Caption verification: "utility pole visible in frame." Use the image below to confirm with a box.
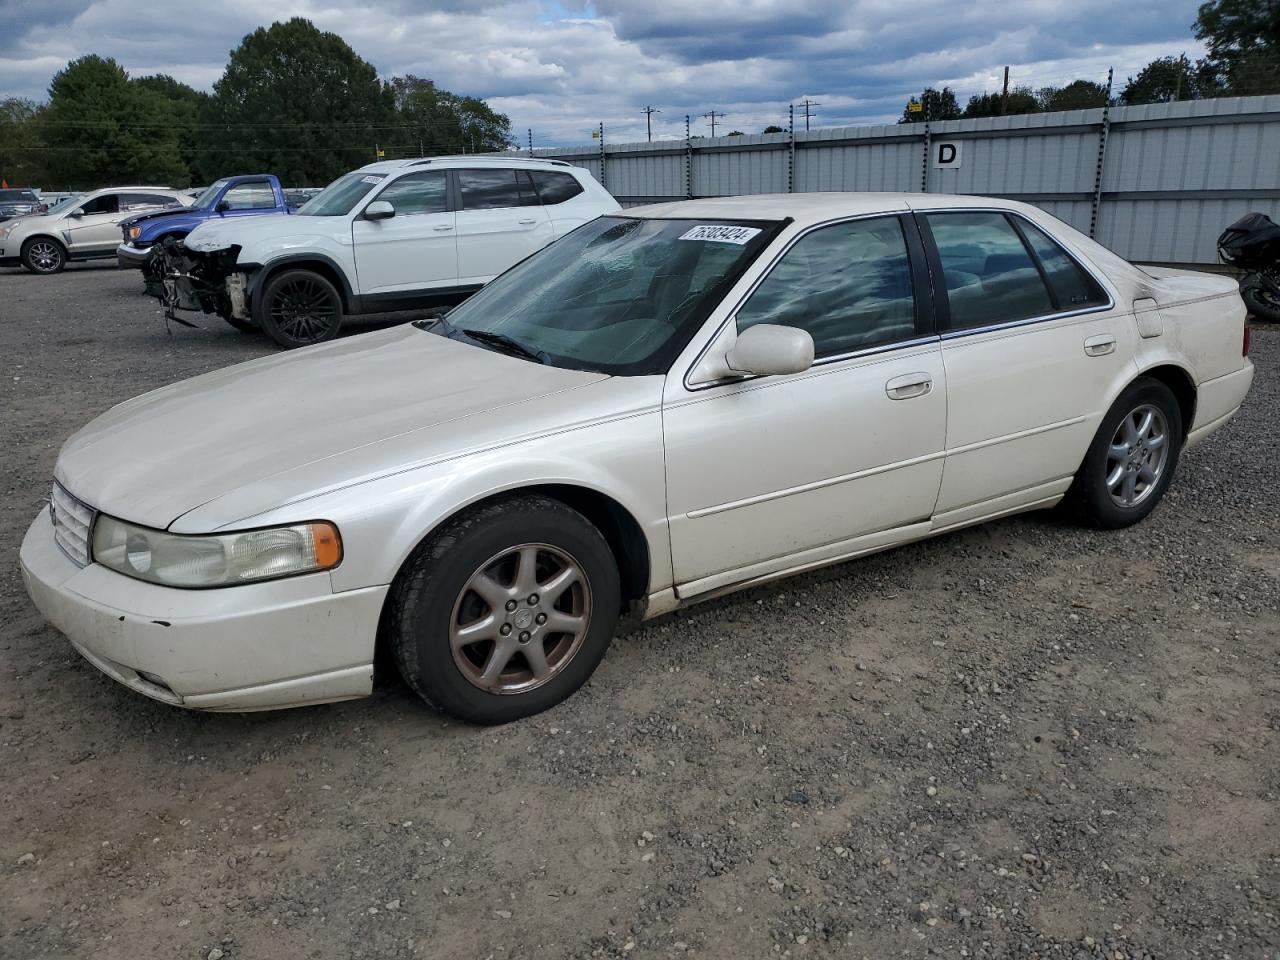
[1000,66,1010,115]
[642,105,660,142]
[702,110,725,137]
[797,98,820,131]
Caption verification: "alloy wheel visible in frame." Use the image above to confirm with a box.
[268,277,338,342]
[1105,403,1170,508]
[27,240,62,273]
[449,543,592,695]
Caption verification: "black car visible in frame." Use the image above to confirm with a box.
[0,189,45,222]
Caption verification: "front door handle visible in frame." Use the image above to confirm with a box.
[1084,334,1116,356]
[518,218,538,225]
[885,372,933,400]
[433,224,454,232]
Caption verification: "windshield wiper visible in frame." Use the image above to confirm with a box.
[459,328,549,364]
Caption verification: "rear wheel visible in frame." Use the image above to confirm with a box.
[1067,378,1182,529]
[388,496,621,724]
[1240,276,1280,322]
[21,237,66,274]
[256,269,343,348]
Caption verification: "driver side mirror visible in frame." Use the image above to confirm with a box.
[726,324,815,377]
[67,208,84,219]
[364,200,395,221]
[215,199,231,213]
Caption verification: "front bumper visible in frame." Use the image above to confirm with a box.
[19,510,386,711]
[0,251,19,267]
[116,242,149,269]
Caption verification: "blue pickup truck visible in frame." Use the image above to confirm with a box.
[117,174,295,273]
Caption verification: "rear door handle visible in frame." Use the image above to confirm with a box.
[885,373,933,400]
[433,224,454,232]
[1084,334,1116,356]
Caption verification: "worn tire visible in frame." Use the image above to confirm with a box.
[1240,277,1280,323]
[255,269,343,348]
[21,236,66,274]
[387,495,621,725]
[1066,377,1183,529]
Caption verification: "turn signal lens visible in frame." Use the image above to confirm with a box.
[311,521,342,569]
[129,226,141,239]
[1243,323,1251,357]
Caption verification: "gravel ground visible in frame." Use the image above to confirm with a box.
[1,262,1277,960]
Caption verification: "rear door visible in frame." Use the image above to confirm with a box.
[351,170,457,296]
[917,208,1134,523]
[454,168,554,285]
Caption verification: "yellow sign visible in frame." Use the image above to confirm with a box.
[376,148,386,158]
[590,130,601,139]
[908,100,923,114]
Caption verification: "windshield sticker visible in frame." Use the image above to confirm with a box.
[360,175,385,185]
[678,224,762,245]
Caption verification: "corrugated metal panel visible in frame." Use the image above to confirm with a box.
[525,94,1280,262]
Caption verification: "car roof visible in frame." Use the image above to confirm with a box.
[82,186,184,195]
[626,192,1029,227]
[356,156,578,175]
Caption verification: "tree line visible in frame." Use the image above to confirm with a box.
[0,18,513,190]
[899,0,1279,122]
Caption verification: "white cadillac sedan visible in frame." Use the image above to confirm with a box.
[20,194,1254,724]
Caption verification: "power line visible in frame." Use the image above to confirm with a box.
[702,110,725,137]
[796,98,820,131]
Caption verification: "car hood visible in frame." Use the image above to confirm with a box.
[184,212,310,254]
[2,211,57,235]
[55,325,610,530]
[122,206,205,229]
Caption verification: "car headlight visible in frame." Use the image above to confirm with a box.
[128,226,141,239]
[91,515,342,588]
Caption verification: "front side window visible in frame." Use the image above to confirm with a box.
[431,216,779,374]
[372,171,447,215]
[221,181,276,210]
[78,194,120,215]
[458,169,538,210]
[926,211,1055,329]
[735,216,917,357]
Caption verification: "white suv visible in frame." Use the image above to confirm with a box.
[165,157,620,347]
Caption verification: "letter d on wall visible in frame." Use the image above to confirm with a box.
[933,141,962,169]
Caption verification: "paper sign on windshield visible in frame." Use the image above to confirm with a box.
[678,225,762,245]
[361,175,385,185]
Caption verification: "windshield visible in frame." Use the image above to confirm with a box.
[297,171,385,216]
[192,179,229,209]
[430,216,781,375]
[44,195,84,216]
[0,190,37,202]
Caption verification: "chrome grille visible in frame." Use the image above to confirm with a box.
[50,482,94,567]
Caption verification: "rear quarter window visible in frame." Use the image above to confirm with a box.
[529,170,585,205]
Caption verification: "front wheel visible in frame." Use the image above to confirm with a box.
[255,269,343,348]
[21,237,66,274]
[1067,377,1183,529]
[387,496,621,724]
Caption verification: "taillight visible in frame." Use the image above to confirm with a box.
[1244,323,1251,357]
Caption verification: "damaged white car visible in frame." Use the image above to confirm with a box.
[21,193,1254,723]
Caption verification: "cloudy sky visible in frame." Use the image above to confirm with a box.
[0,0,1206,145]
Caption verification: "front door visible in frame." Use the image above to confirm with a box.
[64,193,127,255]
[663,214,947,592]
[916,209,1136,520]
[351,170,457,296]
[453,168,554,285]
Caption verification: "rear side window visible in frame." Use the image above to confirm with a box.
[529,170,585,205]
[1015,219,1110,310]
[926,212,1054,329]
[373,171,447,215]
[458,169,538,210]
[736,215,917,357]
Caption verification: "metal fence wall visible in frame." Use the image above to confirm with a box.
[532,95,1280,265]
